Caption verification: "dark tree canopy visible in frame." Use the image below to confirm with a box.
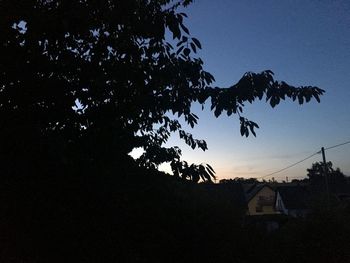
[0,0,324,182]
[307,162,347,185]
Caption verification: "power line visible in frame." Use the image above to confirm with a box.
[256,139,350,180]
[324,140,350,151]
[257,151,319,179]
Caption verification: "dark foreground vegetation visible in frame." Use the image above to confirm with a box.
[2,0,348,262]
[2,162,350,263]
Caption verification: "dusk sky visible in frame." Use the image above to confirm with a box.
[140,0,350,181]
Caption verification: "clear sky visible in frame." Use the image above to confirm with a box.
[155,0,350,181]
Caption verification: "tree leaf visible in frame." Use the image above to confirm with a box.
[190,42,196,53]
[192,37,202,49]
[183,47,190,56]
[180,23,189,34]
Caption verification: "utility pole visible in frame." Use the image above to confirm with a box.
[321,147,330,209]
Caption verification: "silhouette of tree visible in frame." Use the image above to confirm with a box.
[219,177,259,184]
[0,0,324,182]
[307,161,346,185]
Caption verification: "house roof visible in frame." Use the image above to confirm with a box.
[277,186,310,210]
[245,184,275,202]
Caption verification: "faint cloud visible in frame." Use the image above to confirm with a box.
[254,151,313,161]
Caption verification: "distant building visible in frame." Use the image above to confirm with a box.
[275,186,310,217]
[245,184,277,215]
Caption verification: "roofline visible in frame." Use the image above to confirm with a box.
[246,184,275,202]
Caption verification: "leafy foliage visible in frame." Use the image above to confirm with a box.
[0,0,324,181]
[307,161,347,185]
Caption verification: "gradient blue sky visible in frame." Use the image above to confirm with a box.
[150,0,350,181]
